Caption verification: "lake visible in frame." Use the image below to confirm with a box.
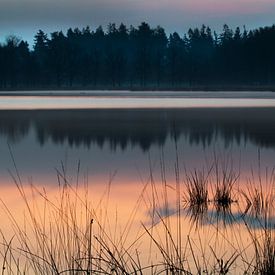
[1,92,275,274]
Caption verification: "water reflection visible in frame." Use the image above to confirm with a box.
[1,108,275,150]
[1,106,275,273]
[184,202,275,230]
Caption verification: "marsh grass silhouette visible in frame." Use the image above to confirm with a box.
[1,150,275,274]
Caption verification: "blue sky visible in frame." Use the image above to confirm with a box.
[1,0,275,46]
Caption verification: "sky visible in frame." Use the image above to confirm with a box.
[1,0,275,46]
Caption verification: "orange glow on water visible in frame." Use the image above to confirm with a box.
[0,169,274,273]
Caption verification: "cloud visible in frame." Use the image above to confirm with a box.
[1,0,275,26]
[1,0,275,43]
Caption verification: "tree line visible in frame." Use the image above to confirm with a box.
[1,22,275,90]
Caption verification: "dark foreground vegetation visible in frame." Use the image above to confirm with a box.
[1,152,275,274]
[1,22,275,90]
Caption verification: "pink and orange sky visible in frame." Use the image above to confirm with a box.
[1,0,275,44]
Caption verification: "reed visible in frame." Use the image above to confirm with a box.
[183,169,211,229]
[1,151,275,274]
[241,167,275,218]
[212,158,239,208]
[0,160,151,274]
[184,169,210,208]
[245,209,275,275]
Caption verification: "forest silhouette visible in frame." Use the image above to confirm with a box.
[1,22,275,90]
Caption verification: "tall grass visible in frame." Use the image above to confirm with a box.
[184,169,209,208]
[184,169,210,229]
[0,160,155,274]
[241,167,275,218]
[0,151,275,274]
[212,156,239,208]
[244,205,275,275]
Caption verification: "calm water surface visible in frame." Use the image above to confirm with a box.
[1,94,275,273]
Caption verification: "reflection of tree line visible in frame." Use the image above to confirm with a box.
[0,108,275,150]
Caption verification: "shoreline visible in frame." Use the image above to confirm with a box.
[1,90,275,99]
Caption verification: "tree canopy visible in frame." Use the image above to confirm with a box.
[1,22,275,90]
